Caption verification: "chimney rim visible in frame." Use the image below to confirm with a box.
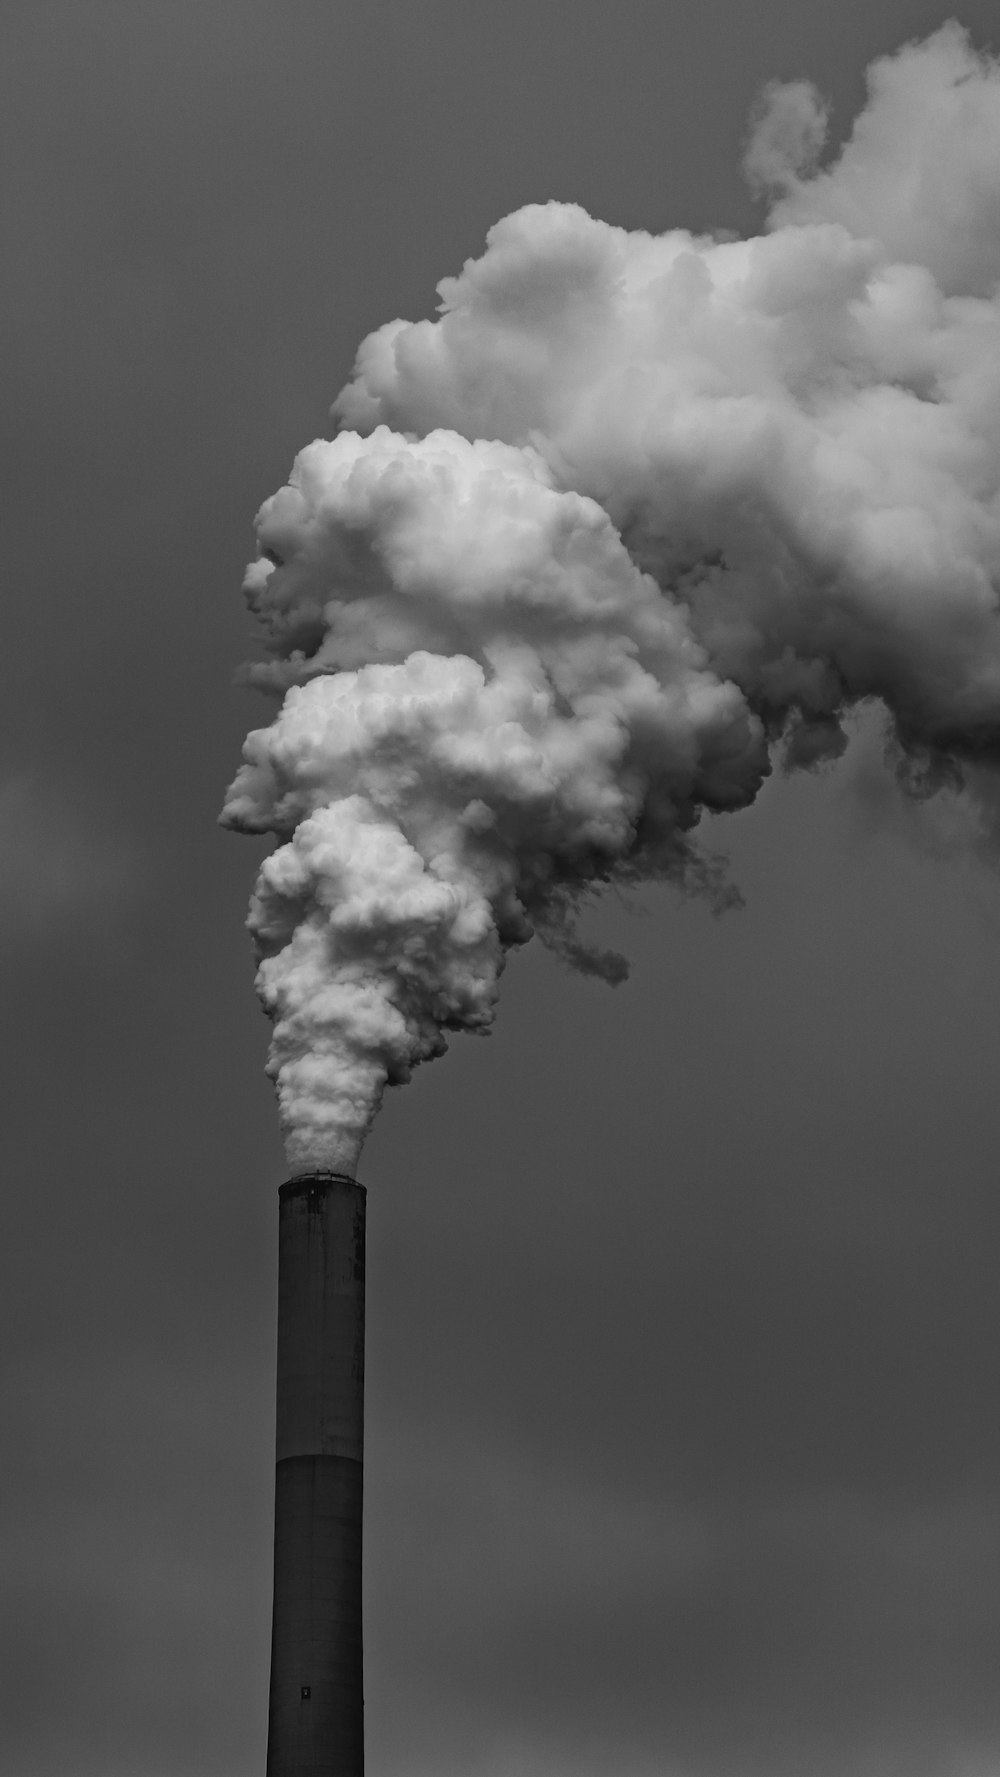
[279,1170,365,1201]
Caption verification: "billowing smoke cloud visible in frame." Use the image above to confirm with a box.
[223,24,1000,1176]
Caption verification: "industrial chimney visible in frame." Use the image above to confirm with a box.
[266,1172,366,1775]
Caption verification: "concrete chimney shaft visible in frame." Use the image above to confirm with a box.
[267,1173,365,1775]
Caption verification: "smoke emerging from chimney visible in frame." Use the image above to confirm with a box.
[223,25,1000,1175]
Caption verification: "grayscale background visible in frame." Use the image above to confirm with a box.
[3,3,999,1772]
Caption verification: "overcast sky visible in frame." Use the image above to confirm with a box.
[4,4,1000,1774]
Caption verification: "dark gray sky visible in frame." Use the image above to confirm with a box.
[4,3,1000,1773]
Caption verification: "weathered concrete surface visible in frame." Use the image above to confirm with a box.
[267,1174,365,1776]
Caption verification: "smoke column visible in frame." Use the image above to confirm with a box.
[223,24,1000,1178]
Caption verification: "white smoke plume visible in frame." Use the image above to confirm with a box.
[223,24,1000,1176]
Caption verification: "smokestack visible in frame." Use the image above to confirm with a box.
[267,1172,366,1776]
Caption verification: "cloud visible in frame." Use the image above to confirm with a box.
[743,78,830,198]
[754,23,1000,296]
[225,24,1000,1179]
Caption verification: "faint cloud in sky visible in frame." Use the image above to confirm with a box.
[0,774,143,946]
